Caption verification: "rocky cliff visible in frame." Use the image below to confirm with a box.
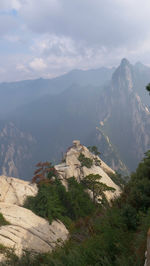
[0,59,150,178]
[0,203,68,258]
[55,140,121,201]
[0,175,69,262]
[0,122,36,179]
[95,58,150,172]
[0,141,121,261]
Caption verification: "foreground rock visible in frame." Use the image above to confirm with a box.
[0,175,38,206]
[55,140,120,201]
[0,140,120,260]
[0,203,69,257]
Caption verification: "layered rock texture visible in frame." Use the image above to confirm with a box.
[56,140,120,201]
[0,176,69,260]
[96,58,150,172]
[0,203,68,257]
[0,175,38,205]
[0,122,36,179]
[0,141,121,262]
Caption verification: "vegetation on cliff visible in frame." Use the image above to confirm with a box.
[78,153,93,168]
[4,150,150,266]
[82,174,115,204]
[24,177,96,226]
[0,213,10,226]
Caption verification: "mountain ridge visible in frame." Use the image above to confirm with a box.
[0,58,150,179]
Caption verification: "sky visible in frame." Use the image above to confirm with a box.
[1,0,150,82]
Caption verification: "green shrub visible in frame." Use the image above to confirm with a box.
[24,177,95,226]
[24,182,65,223]
[16,150,150,265]
[78,153,93,168]
[63,177,95,220]
[93,157,101,166]
[0,213,10,226]
[88,146,100,156]
[109,172,125,188]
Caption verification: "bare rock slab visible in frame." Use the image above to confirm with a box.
[56,140,121,200]
[0,203,69,257]
[0,175,38,206]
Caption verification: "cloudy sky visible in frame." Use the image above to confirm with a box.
[0,0,150,82]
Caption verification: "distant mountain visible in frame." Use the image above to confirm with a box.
[0,67,114,117]
[133,61,150,105]
[94,58,150,172]
[0,122,36,178]
[0,59,150,179]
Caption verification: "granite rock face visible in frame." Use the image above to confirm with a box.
[0,203,69,257]
[0,175,38,206]
[55,140,120,201]
[0,175,68,260]
[0,122,36,179]
[0,141,120,260]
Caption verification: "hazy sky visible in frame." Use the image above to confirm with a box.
[1,0,150,82]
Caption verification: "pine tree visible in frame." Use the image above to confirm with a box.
[82,174,115,204]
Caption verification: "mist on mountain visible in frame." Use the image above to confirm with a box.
[0,59,150,180]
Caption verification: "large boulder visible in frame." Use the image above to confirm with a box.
[0,176,68,260]
[0,141,120,261]
[0,175,38,206]
[55,140,120,200]
[0,203,69,257]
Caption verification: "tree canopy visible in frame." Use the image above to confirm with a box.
[82,174,115,203]
[88,146,100,156]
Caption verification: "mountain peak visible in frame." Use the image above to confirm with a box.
[120,58,130,67]
[112,58,133,92]
[135,61,143,67]
[134,61,149,71]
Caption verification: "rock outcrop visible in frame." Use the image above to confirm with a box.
[0,141,120,260]
[0,203,69,257]
[55,140,120,201]
[0,176,69,260]
[0,122,36,180]
[0,175,38,206]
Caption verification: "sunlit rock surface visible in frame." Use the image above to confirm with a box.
[0,175,38,206]
[56,140,120,201]
[0,203,69,257]
[0,141,120,259]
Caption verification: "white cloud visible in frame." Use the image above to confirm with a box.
[1,0,150,81]
[0,0,21,10]
[16,63,29,73]
[0,15,18,36]
[18,0,150,49]
[31,34,78,57]
[4,34,20,43]
[29,58,47,71]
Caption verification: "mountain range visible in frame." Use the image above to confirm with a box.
[0,58,150,180]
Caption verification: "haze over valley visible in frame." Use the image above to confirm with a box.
[2,1,150,265]
[0,58,149,179]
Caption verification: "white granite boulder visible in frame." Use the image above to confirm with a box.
[55,140,120,200]
[0,203,69,257]
[0,175,38,206]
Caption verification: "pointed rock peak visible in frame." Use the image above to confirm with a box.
[113,58,132,77]
[135,61,143,67]
[112,58,133,92]
[134,61,148,71]
[120,58,130,67]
